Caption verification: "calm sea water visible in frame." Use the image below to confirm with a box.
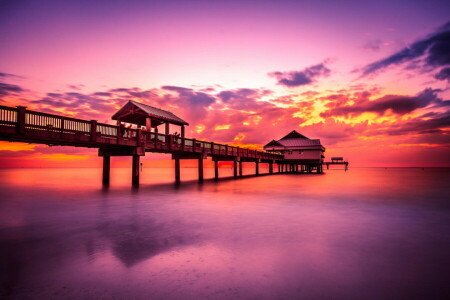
[0,167,449,300]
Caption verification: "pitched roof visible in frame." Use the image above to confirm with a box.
[263,130,325,150]
[264,140,283,147]
[280,130,309,140]
[129,101,188,125]
[277,138,322,147]
[112,100,189,126]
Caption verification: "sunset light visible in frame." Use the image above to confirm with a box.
[1,1,449,299]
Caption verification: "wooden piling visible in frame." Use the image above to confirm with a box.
[198,158,204,181]
[102,156,110,184]
[233,160,238,178]
[214,160,219,180]
[132,155,140,185]
[175,158,181,183]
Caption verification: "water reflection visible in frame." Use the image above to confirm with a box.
[0,168,449,299]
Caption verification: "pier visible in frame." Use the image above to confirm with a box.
[324,157,349,171]
[0,103,343,184]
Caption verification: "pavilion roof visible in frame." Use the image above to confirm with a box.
[263,130,325,150]
[112,100,189,127]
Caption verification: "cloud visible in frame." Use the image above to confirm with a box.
[161,85,216,119]
[363,39,383,51]
[0,82,23,97]
[67,84,84,90]
[383,110,450,136]
[360,21,450,77]
[322,88,444,117]
[435,67,450,81]
[268,63,331,87]
[0,72,25,80]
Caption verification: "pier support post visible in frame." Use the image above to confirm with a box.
[214,160,219,180]
[233,160,238,178]
[255,161,259,176]
[269,162,273,174]
[175,158,181,183]
[239,161,243,177]
[16,106,26,134]
[132,155,140,185]
[102,156,110,184]
[198,158,204,182]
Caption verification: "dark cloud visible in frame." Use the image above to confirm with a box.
[268,63,330,87]
[322,88,444,117]
[93,92,112,96]
[384,110,450,136]
[435,67,450,81]
[67,84,84,90]
[162,85,215,107]
[360,21,450,76]
[161,85,216,119]
[0,82,23,97]
[0,72,25,80]
[32,90,118,116]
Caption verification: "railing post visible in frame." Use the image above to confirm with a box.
[90,120,97,142]
[168,133,172,150]
[211,142,214,154]
[16,106,26,134]
[192,138,196,152]
[136,129,142,146]
[60,117,65,137]
[181,136,185,151]
[117,124,123,144]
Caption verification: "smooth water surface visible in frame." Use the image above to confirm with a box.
[1,167,449,299]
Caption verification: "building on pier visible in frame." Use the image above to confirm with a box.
[263,130,325,173]
[112,100,189,137]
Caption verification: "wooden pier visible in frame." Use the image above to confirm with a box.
[323,157,349,171]
[0,104,331,185]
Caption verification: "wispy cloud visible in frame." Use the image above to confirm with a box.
[360,21,450,77]
[322,88,445,117]
[268,63,331,87]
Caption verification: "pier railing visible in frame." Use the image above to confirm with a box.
[0,105,282,160]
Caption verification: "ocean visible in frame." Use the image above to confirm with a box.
[0,167,449,299]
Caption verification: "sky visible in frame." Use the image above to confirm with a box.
[1,0,449,167]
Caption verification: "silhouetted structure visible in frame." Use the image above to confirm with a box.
[0,103,347,183]
[263,130,325,173]
[112,100,189,137]
[0,103,282,185]
[324,157,349,171]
